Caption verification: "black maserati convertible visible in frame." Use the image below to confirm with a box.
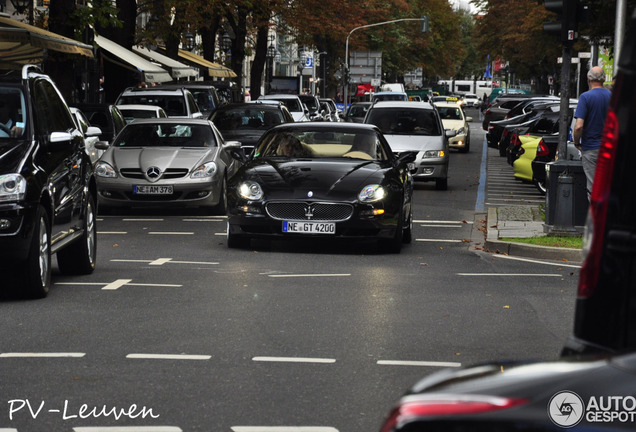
[226,123,416,252]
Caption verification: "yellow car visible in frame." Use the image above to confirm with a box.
[434,102,472,153]
[513,135,542,182]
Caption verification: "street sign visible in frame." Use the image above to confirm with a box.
[305,57,313,68]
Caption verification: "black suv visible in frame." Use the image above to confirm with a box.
[0,65,97,298]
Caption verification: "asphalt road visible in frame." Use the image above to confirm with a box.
[0,110,580,432]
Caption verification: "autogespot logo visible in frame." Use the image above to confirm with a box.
[548,391,585,427]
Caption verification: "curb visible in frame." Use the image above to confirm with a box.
[483,208,583,263]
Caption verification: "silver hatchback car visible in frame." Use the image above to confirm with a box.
[94,118,240,213]
[364,101,454,190]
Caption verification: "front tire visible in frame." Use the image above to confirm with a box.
[23,205,51,298]
[379,211,404,253]
[227,222,249,248]
[435,177,448,191]
[57,195,97,275]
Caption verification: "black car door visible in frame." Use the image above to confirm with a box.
[31,78,86,246]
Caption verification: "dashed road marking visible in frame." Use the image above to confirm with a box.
[415,239,463,243]
[491,253,581,268]
[252,357,336,364]
[74,427,183,432]
[55,280,182,290]
[377,360,461,367]
[232,428,338,432]
[126,354,211,360]
[457,273,562,277]
[0,352,85,358]
[110,258,219,266]
[148,232,195,235]
[267,274,351,278]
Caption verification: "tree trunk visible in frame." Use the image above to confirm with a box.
[250,25,268,100]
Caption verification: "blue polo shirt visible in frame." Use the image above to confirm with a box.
[574,87,612,151]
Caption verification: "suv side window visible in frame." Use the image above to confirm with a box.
[186,91,199,116]
[32,79,75,135]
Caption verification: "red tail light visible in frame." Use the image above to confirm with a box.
[536,139,549,157]
[578,108,619,298]
[485,109,492,115]
[380,395,528,432]
[502,129,509,139]
[511,133,521,147]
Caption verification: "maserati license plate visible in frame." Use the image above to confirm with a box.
[282,221,335,234]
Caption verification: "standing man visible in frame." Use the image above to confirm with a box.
[573,66,612,199]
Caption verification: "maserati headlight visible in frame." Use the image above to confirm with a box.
[359,184,386,203]
[238,181,264,200]
[0,174,26,202]
[95,162,117,178]
[191,161,218,179]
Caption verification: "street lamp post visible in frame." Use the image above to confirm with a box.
[343,17,428,108]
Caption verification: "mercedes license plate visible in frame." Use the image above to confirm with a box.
[133,185,173,195]
[282,221,335,234]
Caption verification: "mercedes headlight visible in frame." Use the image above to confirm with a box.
[95,162,117,178]
[0,174,26,202]
[191,161,218,179]
[238,181,264,200]
[359,184,386,203]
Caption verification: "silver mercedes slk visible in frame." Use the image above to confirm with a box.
[94,118,240,214]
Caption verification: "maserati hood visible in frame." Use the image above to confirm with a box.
[245,159,386,199]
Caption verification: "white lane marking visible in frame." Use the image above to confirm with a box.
[0,352,85,358]
[122,218,164,222]
[183,218,226,222]
[457,273,562,277]
[0,429,18,432]
[214,232,227,236]
[230,426,338,432]
[267,274,350,278]
[148,232,195,235]
[97,231,128,234]
[415,239,463,243]
[419,224,463,228]
[103,279,133,290]
[55,280,182,290]
[111,259,219,266]
[126,354,211,360]
[415,220,473,224]
[74,427,182,432]
[491,253,582,268]
[232,428,338,432]
[377,360,461,367]
[252,357,336,364]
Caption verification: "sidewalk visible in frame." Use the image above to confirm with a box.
[482,205,583,262]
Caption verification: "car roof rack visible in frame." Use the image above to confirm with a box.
[22,64,43,80]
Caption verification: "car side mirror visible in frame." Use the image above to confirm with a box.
[86,126,102,137]
[94,141,110,150]
[395,151,417,166]
[465,117,473,122]
[224,140,242,149]
[445,129,457,138]
[229,147,248,164]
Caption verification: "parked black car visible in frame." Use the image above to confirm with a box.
[160,82,223,117]
[209,101,294,155]
[378,8,636,431]
[486,98,559,148]
[0,65,97,298]
[481,93,539,131]
[75,102,126,145]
